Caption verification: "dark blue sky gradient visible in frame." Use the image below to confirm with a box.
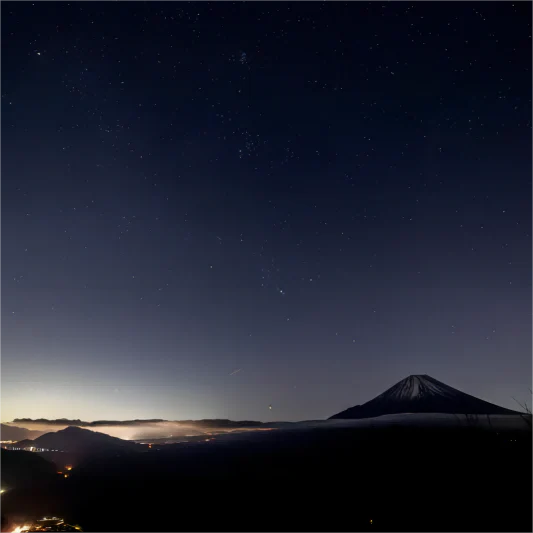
[1,1,531,421]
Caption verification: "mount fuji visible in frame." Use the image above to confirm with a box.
[329,374,524,419]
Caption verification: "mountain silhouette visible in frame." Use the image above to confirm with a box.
[329,374,524,419]
[16,425,139,454]
[11,417,264,427]
[1,423,44,441]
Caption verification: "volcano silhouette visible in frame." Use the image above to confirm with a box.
[329,374,523,419]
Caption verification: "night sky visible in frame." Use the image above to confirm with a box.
[2,2,531,423]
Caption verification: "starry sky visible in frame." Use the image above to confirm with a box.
[1,2,531,423]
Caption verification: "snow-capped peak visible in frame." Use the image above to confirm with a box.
[329,374,523,420]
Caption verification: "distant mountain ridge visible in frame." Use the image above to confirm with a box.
[1,423,44,441]
[11,418,265,427]
[12,418,165,426]
[330,374,525,420]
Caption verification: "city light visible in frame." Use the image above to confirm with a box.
[9,517,81,532]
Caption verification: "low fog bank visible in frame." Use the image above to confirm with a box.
[4,420,277,440]
[6,412,531,442]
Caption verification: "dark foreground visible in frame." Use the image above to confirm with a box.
[2,424,531,532]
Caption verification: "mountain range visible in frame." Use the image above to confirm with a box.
[11,418,264,428]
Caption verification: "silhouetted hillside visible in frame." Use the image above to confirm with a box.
[2,423,531,532]
[1,450,57,489]
[27,426,140,454]
[12,439,37,448]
